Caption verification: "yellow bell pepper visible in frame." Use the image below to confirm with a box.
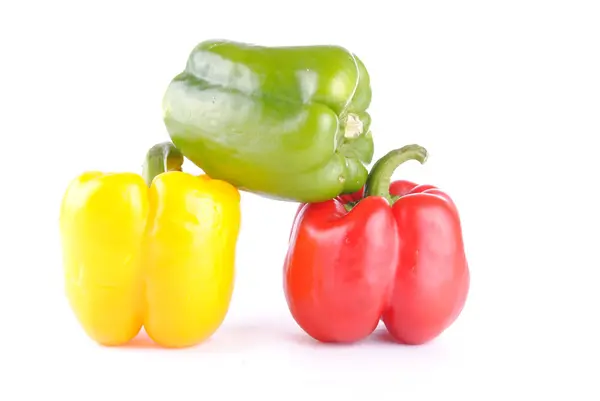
[59,143,241,348]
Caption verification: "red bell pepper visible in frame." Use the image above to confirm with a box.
[283,144,470,345]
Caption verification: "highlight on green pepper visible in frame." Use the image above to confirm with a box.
[158,39,374,203]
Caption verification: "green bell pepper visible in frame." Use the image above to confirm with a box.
[160,39,374,203]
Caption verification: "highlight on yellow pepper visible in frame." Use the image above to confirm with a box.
[59,143,241,348]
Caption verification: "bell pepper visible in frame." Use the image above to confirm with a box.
[160,39,374,203]
[59,142,241,348]
[283,144,470,345]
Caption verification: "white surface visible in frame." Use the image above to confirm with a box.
[1,0,599,399]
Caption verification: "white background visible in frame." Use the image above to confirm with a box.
[1,0,599,399]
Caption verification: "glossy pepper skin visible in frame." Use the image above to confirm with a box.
[59,143,241,348]
[161,39,374,203]
[283,145,470,345]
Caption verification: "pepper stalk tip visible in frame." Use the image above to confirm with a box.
[343,113,364,139]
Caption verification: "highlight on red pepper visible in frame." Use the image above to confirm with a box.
[283,144,470,345]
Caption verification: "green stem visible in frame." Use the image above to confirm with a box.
[142,142,184,186]
[363,144,429,204]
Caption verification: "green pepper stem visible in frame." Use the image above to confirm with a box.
[142,142,185,186]
[363,144,428,204]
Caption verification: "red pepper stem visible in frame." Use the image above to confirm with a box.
[142,141,185,186]
[363,144,429,204]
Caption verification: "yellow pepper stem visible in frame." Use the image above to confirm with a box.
[142,142,184,186]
